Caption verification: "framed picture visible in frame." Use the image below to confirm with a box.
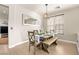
[22,13,37,25]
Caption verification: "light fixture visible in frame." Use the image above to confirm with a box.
[44,4,48,18]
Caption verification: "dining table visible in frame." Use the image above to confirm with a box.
[35,33,54,53]
[35,33,54,43]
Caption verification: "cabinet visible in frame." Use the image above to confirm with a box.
[1,33,8,38]
[0,33,8,38]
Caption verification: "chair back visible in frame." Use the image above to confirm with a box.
[33,30,38,35]
[28,31,35,45]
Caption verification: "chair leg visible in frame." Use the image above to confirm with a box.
[29,43,30,52]
[34,44,36,55]
[34,45,36,55]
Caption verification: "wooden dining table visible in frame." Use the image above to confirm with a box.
[35,34,54,53]
[35,34,53,42]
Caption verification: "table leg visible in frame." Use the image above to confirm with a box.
[53,40,57,45]
[42,43,49,53]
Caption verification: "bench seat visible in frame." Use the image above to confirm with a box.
[41,37,58,53]
[43,37,58,46]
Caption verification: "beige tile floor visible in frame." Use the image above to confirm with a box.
[0,41,78,55]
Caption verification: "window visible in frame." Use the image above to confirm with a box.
[47,17,55,32]
[47,16,64,34]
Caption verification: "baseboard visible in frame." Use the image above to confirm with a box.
[9,39,77,48]
[9,40,28,48]
[58,39,77,44]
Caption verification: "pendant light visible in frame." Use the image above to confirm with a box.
[44,4,48,18]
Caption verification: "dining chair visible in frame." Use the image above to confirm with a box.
[33,30,38,35]
[28,31,36,54]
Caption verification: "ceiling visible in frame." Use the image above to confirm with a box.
[0,4,79,20]
[19,4,79,16]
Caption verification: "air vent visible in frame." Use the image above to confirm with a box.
[55,6,61,9]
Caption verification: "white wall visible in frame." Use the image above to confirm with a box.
[7,4,41,48]
[49,7,79,42]
[0,18,8,26]
[63,7,79,42]
[0,6,8,26]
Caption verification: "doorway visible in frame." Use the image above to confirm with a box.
[0,4,9,44]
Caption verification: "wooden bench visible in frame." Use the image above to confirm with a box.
[42,37,58,53]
